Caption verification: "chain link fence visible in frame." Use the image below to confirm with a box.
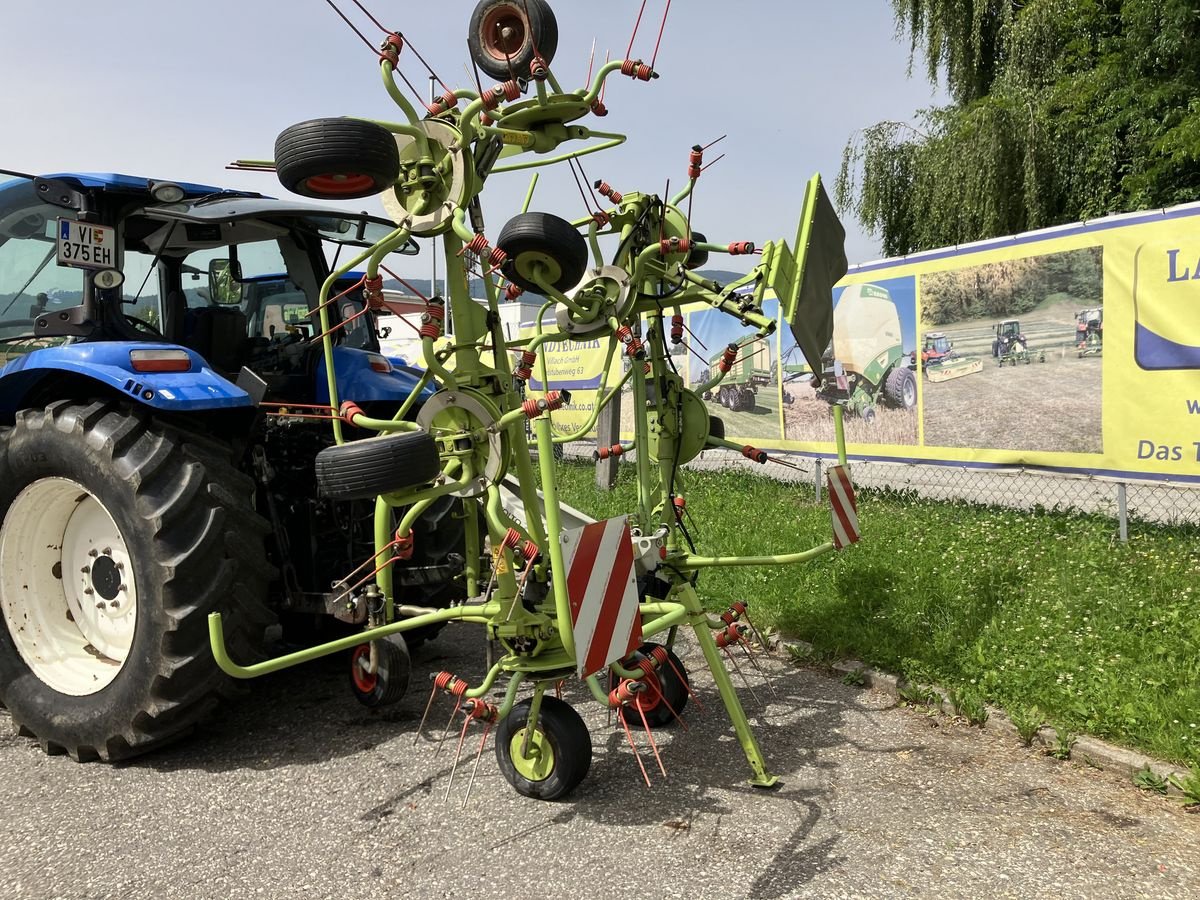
[562,443,1200,536]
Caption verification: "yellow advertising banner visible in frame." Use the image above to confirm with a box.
[540,202,1200,482]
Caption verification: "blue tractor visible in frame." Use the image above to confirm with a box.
[0,169,465,760]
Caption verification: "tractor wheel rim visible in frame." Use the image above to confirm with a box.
[903,378,916,407]
[510,726,554,781]
[0,478,137,695]
[303,173,377,196]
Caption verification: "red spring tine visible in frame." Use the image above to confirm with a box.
[636,703,668,778]
[461,718,494,808]
[434,696,464,757]
[414,682,441,746]
[618,706,652,788]
[444,712,475,802]
[722,645,762,707]
[739,640,779,700]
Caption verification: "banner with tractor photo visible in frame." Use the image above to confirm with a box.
[775,201,1200,482]
[551,202,1200,483]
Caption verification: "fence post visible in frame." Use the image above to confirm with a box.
[1116,482,1129,542]
[814,457,823,502]
[595,387,621,491]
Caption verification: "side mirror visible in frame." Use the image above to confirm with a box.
[208,258,243,305]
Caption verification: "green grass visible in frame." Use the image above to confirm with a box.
[551,460,1200,764]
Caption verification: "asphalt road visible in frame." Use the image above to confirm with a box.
[2,626,1198,900]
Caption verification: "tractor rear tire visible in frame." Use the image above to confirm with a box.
[496,212,588,294]
[315,431,441,500]
[274,118,401,200]
[884,366,917,410]
[468,0,559,81]
[0,401,273,761]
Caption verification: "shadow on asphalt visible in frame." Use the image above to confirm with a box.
[131,625,928,899]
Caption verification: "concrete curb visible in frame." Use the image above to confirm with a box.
[778,639,1193,801]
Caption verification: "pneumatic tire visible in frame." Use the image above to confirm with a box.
[274,118,401,200]
[496,212,588,294]
[884,366,917,410]
[314,431,441,500]
[495,695,591,800]
[468,0,559,81]
[0,401,273,761]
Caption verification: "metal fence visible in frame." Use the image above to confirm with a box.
[563,444,1200,537]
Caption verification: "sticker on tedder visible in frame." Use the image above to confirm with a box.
[828,464,860,549]
[562,516,643,678]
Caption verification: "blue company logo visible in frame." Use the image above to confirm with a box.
[1134,241,1200,370]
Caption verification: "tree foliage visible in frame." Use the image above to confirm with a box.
[838,0,1200,256]
[921,247,1102,325]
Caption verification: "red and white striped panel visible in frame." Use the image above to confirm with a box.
[827,464,860,550]
[562,516,643,678]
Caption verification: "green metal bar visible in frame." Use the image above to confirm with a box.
[670,178,697,207]
[209,601,501,679]
[834,403,848,466]
[491,134,627,174]
[317,243,385,444]
[463,496,480,598]
[679,542,835,570]
[630,348,656,530]
[676,582,777,787]
[533,413,576,663]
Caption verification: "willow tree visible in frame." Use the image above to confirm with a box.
[838,0,1200,256]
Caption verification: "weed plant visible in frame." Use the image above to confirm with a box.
[1008,706,1044,747]
[552,460,1200,763]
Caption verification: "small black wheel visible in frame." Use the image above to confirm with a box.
[708,414,725,440]
[623,643,689,729]
[686,231,709,270]
[496,212,588,294]
[862,406,877,423]
[315,431,441,500]
[274,118,401,200]
[349,634,410,708]
[468,0,559,81]
[495,695,591,800]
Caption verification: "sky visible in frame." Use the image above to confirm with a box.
[0,1,946,276]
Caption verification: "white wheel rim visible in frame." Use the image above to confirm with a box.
[0,478,138,695]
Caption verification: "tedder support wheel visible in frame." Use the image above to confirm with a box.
[884,366,917,410]
[274,118,401,200]
[708,414,725,440]
[468,0,559,81]
[686,231,710,270]
[495,695,591,800]
[314,431,441,500]
[0,401,273,761]
[496,211,588,294]
[349,635,410,708]
[623,643,689,729]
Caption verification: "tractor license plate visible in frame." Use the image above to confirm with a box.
[56,218,116,269]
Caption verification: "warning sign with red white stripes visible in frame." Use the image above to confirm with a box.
[827,464,860,550]
[561,516,643,678]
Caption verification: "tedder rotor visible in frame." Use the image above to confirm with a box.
[210,0,860,800]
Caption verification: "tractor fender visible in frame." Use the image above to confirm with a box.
[313,346,436,405]
[0,343,252,418]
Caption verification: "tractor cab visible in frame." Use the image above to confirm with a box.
[0,171,424,411]
[922,331,954,362]
[995,320,1022,341]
